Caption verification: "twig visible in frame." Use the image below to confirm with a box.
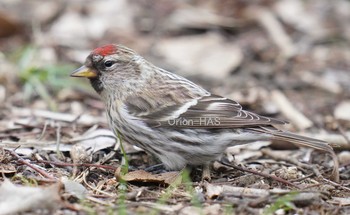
[25,176,57,183]
[125,201,179,213]
[85,196,113,206]
[220,159,301,189]
[0,130,42,139]
[300,71,342,94]
[6,149,56,180]
[49,154,73,172]
[1,134,116,148]
[248,196,270,208]
[14,121,43,129]
[322,178,350,192]
[82,171,116,198]
[261,148,323,178]
[246,6,296,59]
[71,113,83,124]
[55,123,63,159]
[289,173,315,182]
[263,149,332,183]
[271,90,313,130]
[37,121,49,141]
[337,124,350,145]
[12,107,106,126]
[36,159,118,171]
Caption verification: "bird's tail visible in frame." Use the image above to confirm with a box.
[249,127,339,182]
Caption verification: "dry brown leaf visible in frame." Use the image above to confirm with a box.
[0,13,20,37]
[117,169,180,186]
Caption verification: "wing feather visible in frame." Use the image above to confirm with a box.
[125,94,286,128]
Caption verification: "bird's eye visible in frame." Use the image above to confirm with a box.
[104,60,114,68]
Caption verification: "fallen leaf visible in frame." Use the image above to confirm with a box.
[61,177,87,200]
[0,13,20,37]
[118,170,180,186]
[0,179,61,215]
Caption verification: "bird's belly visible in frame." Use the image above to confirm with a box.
[114,123,237,169]
[108,112,269,170]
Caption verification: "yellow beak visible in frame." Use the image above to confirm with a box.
[70,65,98,78]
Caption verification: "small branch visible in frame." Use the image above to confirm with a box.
[220,159,301,189]
[322,178,350,192]
[289,173,314,182]
[6,149,56,180]
[1,134,116,148]
[246,6,296,59]
[11,107,106,126]
[37,121,49,141]
[337,124,350,145]
[261,148,323,178]
[271,90,313,130]
[36,159,118,171]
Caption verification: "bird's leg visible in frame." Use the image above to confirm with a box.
[201,163,211,181]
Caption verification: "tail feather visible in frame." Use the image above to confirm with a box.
[249,127,339,182]
[272,131,332,152]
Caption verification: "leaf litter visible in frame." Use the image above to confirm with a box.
[0,0,350,214]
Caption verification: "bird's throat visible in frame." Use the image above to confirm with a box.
[89,78,103,94]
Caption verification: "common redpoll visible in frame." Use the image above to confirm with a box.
[71,44,339,181]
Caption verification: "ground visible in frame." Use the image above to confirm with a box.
[0,0,350,214]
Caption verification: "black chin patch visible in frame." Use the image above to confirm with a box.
[89,78,103,94]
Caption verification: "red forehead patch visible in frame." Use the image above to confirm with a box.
[92,44,117,56]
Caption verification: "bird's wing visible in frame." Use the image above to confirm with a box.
[124,93,339,182]
[124,94,287,128]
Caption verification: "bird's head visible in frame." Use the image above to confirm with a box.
[71,44,150,98]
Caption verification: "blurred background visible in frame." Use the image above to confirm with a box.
[1,1,350,214]
[1,0,350,134]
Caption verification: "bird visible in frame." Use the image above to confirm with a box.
[71,44,339,181]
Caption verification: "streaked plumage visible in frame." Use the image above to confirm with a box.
[71,44,339,181]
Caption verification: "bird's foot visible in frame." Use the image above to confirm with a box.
[144,163,167,174]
